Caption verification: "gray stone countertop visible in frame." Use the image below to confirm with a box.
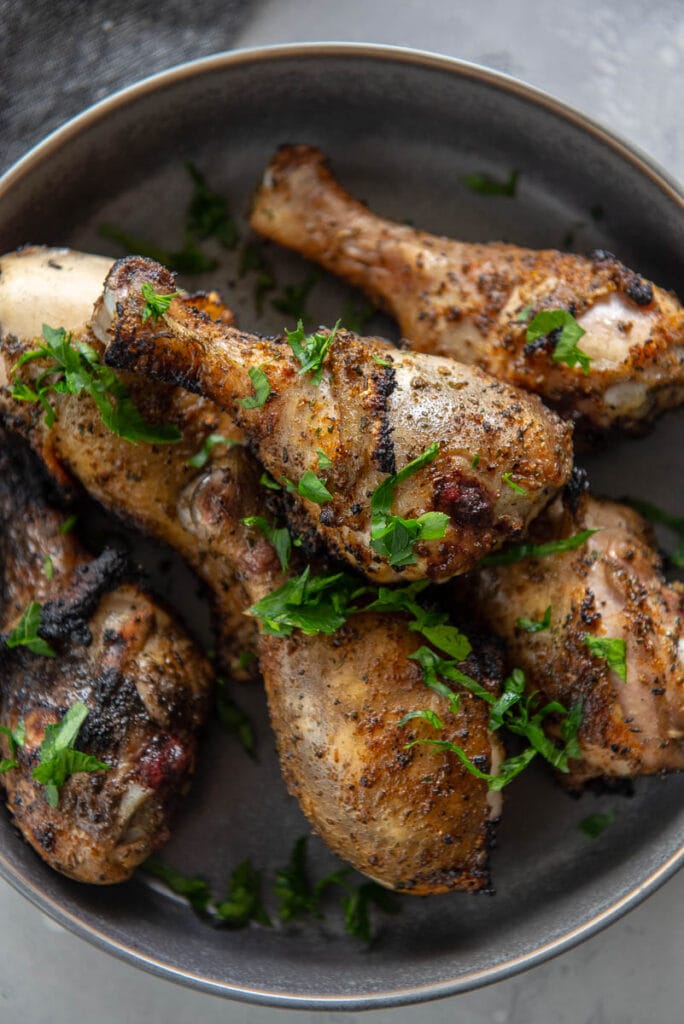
[1,1,683,1021]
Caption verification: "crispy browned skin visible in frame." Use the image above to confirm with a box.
[0,432,213,883]
[468,490,684,785]
[97,256,574,585]
[184,443,505,893]
[250,145,684,437]
[0,247,252,674]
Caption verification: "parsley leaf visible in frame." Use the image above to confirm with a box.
[216,678,257,758]
[371,353,393,368]
[516,605,552,633]
[98,223,218,275]
[579,811,616,838]
[297,470,332,504]
[185,161,239,249]
[242,515,292,572]
[0,721,25,758]
[0,759,18,775]
[471,453,481,468]
[9,325,181,445]
[275,836,352,924]
[143,857,212,913]
[214,859,272,927]
[238,366,272,409]
[370,443,448,567]
[525,309,592,375]
[186,433,237,469]
[32,702,109,806]
[397,708,445,730]
[317,448,333,470]
[140,282,180,323]
[259,471,282,491]
[515,304,534,323]
[463,169,519,196]
[60,514,78,534]
[43,555,54,580]
[583,635,627,682]
[247,567,366,638]
[4,601,56,657]
[481,529,598,566]
[272,271,320,321]
[342,882,399,942]
[285,319,341,385]
[501,472,527,495]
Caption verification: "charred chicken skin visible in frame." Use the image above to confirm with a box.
[468,488,684,785]
[184,444,505,894]
[95,255,574,585]
[0,432,213,883]
[0,247,251,674]
[250,145,684,437]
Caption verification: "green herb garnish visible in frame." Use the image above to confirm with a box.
[275,836,350,923]
[0,721,25,775]
[144,857,212,913]
[397,708,445,730]
[317,449,333,470]
[186,433,237,469]
[238,366,272,409]
[515,304,534,323]
[32,702,109,806]
[272,271,320,322]
[501,471,527,495]
[9,325,181,444]
[285,318,341,385]
[371,353,393,368]
[625,499,684,567]
[583,635,627,682]
[463,169,519,196]
[140,282,181,323]
[370,443,449,567]
[4,601,56,657]
[471,453,481,468]
[579,811,616,838]
[242,515,292,572]
[516,605,552,633]
[341,299,376,334]
[42,556,54,580]
[216,678,257,758]
[213,860,272,927]
[59,514,78,534]
[297,470,333,504]
[259,471,282,491]
[342,882,399,942]
[525,309,592,375]
[481,529,598,566]
[247,567,366,638]
[98,223,217,275]
[185,161,239,249]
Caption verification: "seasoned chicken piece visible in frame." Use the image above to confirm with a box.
[0,432,213,883]
[250,145,684,437]
[96,256,574,585]
[184,444,505,893]
[468,487,684,785]
[0,247,252,674]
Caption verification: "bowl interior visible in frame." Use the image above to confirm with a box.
[0,46,682,1009]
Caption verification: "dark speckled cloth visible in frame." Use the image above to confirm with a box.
[0,0,252,173]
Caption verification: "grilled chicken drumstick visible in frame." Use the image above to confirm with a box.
[0,247,251,675]
[0,431,213,883]
[184,444,505,894]
[96,255,574,585]
[468,487,684,785]
[250,145,684,437]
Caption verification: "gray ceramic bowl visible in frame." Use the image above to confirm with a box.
[0,44,683,1010]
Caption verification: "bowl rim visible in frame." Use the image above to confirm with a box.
[1,41,683,1010]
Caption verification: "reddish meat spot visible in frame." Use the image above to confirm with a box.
[436,477,493,527]
[138,734,191,790]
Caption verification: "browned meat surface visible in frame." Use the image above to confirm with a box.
[250,145,684,437]
[468,490,684,785]
[0,247,252,674]
[183,444,505,893]
[96,255,574,585]
[0,432,213,883]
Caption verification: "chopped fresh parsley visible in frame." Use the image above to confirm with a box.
[185,161,239,250]
[259,471,282,491]
[32,702,109,807]
[144,857,212,913]
[463,169,519,196]
[398,708,445,730]
[501,471,527,495]
[625,498,684,567]
[370,443,449,567]
[481,529,598,566]
[516,605,552,633]
[98,223,217,275]
[272,271,320,321]
[583,635,627,682]
[579,811,616,838]
[371,353,393,368]
[247,567,367,638]
[59,514,78,534]
[275,836,350,923]
[9,324,181,444]
[285,319,341,385]
[0,721,25,775]
[342,882,399,942]
[297,470,332,504]
[140,282,181,323]
[515,304,534,323]
[186,433,237,469]
[213,860,272,927]
[317,448,333,470]
[525,309,592,375]
[216,678,257,758]
[4,601,56,657]
[471,453,481,468]
[242,515,292,572]
[238,366,272,409]
[42,555,54,580]
[341,299,376,334]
